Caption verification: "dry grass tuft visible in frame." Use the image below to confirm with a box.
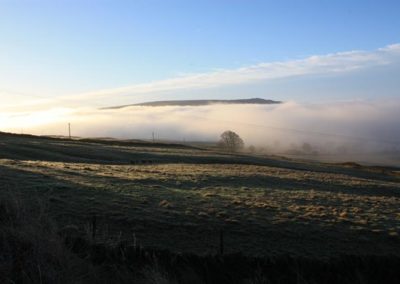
[159,199,174,208]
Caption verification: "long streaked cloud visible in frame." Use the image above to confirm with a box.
[59,43,400,105]
[2,43,400,110]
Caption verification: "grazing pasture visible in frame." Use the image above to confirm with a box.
[1,132,399,259]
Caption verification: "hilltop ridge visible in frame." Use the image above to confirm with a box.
[103,98,281,109]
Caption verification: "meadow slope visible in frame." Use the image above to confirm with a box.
[1,132,399,258]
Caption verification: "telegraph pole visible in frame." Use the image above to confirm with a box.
[68,123,71,139]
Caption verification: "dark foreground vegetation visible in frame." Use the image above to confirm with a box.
[1,193,400,284]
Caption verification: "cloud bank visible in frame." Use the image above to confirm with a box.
[2,100,400,165]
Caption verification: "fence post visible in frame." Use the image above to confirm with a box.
[92,215,97,241]
[219,230,224,256]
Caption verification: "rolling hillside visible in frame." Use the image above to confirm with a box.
[1,131,399,256]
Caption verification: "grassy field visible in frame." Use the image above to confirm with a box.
[1,131,400,260]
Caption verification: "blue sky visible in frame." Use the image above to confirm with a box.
[1,0,400,106]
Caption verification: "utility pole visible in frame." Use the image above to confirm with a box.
[68,123,71,139]
[152,131,155,143]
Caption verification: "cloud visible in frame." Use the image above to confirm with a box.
[55,43,400,107]
[4,43,398,111]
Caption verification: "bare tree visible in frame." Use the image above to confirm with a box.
[218,130,244,152]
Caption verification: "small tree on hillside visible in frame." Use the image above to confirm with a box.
[218,130,244,152]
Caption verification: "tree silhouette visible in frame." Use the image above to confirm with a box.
[218,130,244,152]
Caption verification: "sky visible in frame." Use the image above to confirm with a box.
[1,0,400,107]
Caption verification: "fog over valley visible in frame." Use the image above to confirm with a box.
[2,99,399,165]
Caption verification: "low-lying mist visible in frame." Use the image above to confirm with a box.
[2,100,400,166]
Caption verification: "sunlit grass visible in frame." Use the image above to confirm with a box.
[2,152,399,257]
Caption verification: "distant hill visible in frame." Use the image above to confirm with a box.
[103,98,281,109]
